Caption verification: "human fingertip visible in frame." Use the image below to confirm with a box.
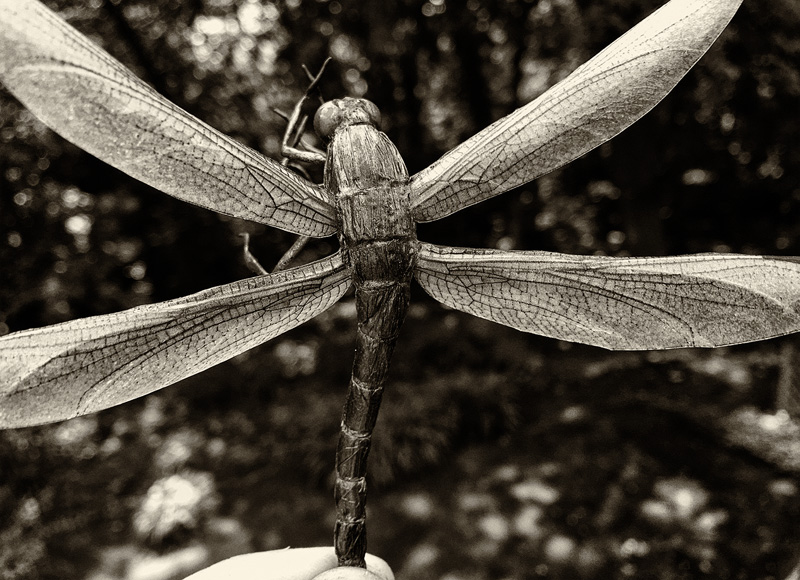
[311,566,387,580]
[365,554,394,580]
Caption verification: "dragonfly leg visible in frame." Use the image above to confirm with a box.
[273,235,311,272]
[240,233,269,276]
[275,109,327,165]
[251,59,329,272]
[280,58,331,165]
[241,232,310,274]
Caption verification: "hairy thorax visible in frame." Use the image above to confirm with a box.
[323,119,417,285]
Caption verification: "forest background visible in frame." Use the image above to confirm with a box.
[1,0,800,579]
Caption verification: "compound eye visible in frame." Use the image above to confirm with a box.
[314,101,341,139]
[362,99,381,128]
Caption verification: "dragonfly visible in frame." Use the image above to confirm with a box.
[1,0,797,569]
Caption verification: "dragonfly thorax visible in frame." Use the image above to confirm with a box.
[314,97,381,139]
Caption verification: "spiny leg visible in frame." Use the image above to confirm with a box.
[243,59,331,274]
[273,234,312,272]
[240,233,268,276]
[280,57,331,164]
[273,107,325,174]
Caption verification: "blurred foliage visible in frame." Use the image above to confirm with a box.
[1,0,800,578]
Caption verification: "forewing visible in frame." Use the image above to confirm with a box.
[0,253,351,428]
[409,0,742,222]
[0,0,336,237]
[416,243,800,350]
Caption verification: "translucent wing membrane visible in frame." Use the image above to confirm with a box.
[0,254,351,428]
[416,243,800,350]
[409,0,743,222]
[0,0,336,237]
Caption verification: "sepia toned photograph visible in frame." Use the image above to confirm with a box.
[1,0,798,578]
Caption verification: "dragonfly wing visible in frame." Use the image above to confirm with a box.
[415,243,800,350]
[0,0,336,237]
[409,0,742,222]
[0,253,351,428]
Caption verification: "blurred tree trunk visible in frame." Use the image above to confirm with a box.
[777,339,800,419]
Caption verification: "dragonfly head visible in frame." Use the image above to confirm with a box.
[314,97,381,139]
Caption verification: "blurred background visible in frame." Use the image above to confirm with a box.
[1,0,800,578]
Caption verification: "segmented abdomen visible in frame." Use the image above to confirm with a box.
[334,239,415,567]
